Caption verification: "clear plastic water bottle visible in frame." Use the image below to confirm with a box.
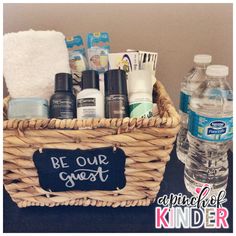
[185,65,233,196]
[177,55,212,163]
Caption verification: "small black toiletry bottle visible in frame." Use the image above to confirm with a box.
[104,69,129,118]
[50,73,76,119]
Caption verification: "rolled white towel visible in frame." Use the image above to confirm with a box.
[3,29,70,100]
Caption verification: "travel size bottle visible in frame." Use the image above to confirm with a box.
[104,69,129,118]
[77,70,104,118]
[128,70,153,118]
[50,73,76,119]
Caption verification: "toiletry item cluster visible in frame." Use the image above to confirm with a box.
[7,31,158,120]
[58,68,155,119]
[8,69,154,120]
[65,32,158,95]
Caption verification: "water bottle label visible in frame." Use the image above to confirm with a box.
[188,110,233,142]
[179,91,190,114]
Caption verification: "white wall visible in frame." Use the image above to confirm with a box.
[3,3,233,108]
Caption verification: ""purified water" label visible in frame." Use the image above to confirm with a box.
[188,110,233,142]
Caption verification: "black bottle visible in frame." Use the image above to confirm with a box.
[104,69,129,118]
[50,73,76,119]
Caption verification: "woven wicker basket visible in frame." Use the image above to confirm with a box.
[3,81,180,208]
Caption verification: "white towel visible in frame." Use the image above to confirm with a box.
[3,29,70,100]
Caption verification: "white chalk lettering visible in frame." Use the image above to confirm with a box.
[51,156,69,169]
[87,156,98,165]
[59,167,109,188]
[76,156,86,167]
[76,155,109,167]
[98,155,109,165]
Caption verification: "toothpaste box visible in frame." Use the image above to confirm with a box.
[108,52,139,73]
[127,49,158,85]
[126,49,158,74]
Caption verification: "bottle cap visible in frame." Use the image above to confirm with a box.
[81,70,99,90]
[194,54,212,64]
[55,73,73,92]
[206,65,229,77]
[128,70,152,94]
[104,69,128,96]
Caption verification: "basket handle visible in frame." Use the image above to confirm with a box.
[153,81,179,120]
[3,96,10,120]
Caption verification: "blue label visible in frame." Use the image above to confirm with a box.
[179,91,190,113]
[65,35,84,49]
[86,32,110,49]
[188,110,233,142]
[207,127,227,135]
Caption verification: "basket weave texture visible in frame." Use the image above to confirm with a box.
[3,81,180,208]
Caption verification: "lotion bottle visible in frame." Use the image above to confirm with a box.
[77,70,104,118]
[128,70,153,118]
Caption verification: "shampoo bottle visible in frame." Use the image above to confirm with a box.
[49,73,76,119]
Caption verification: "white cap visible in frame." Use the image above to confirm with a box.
[206,65,229,77]
[128,70,152,94]
[193,54,212,64]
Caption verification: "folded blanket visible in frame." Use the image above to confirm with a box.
[3,29,70,100]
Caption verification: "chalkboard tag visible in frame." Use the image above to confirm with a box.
[33,147,126,192]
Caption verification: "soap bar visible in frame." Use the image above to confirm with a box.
[8,98,49,119]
